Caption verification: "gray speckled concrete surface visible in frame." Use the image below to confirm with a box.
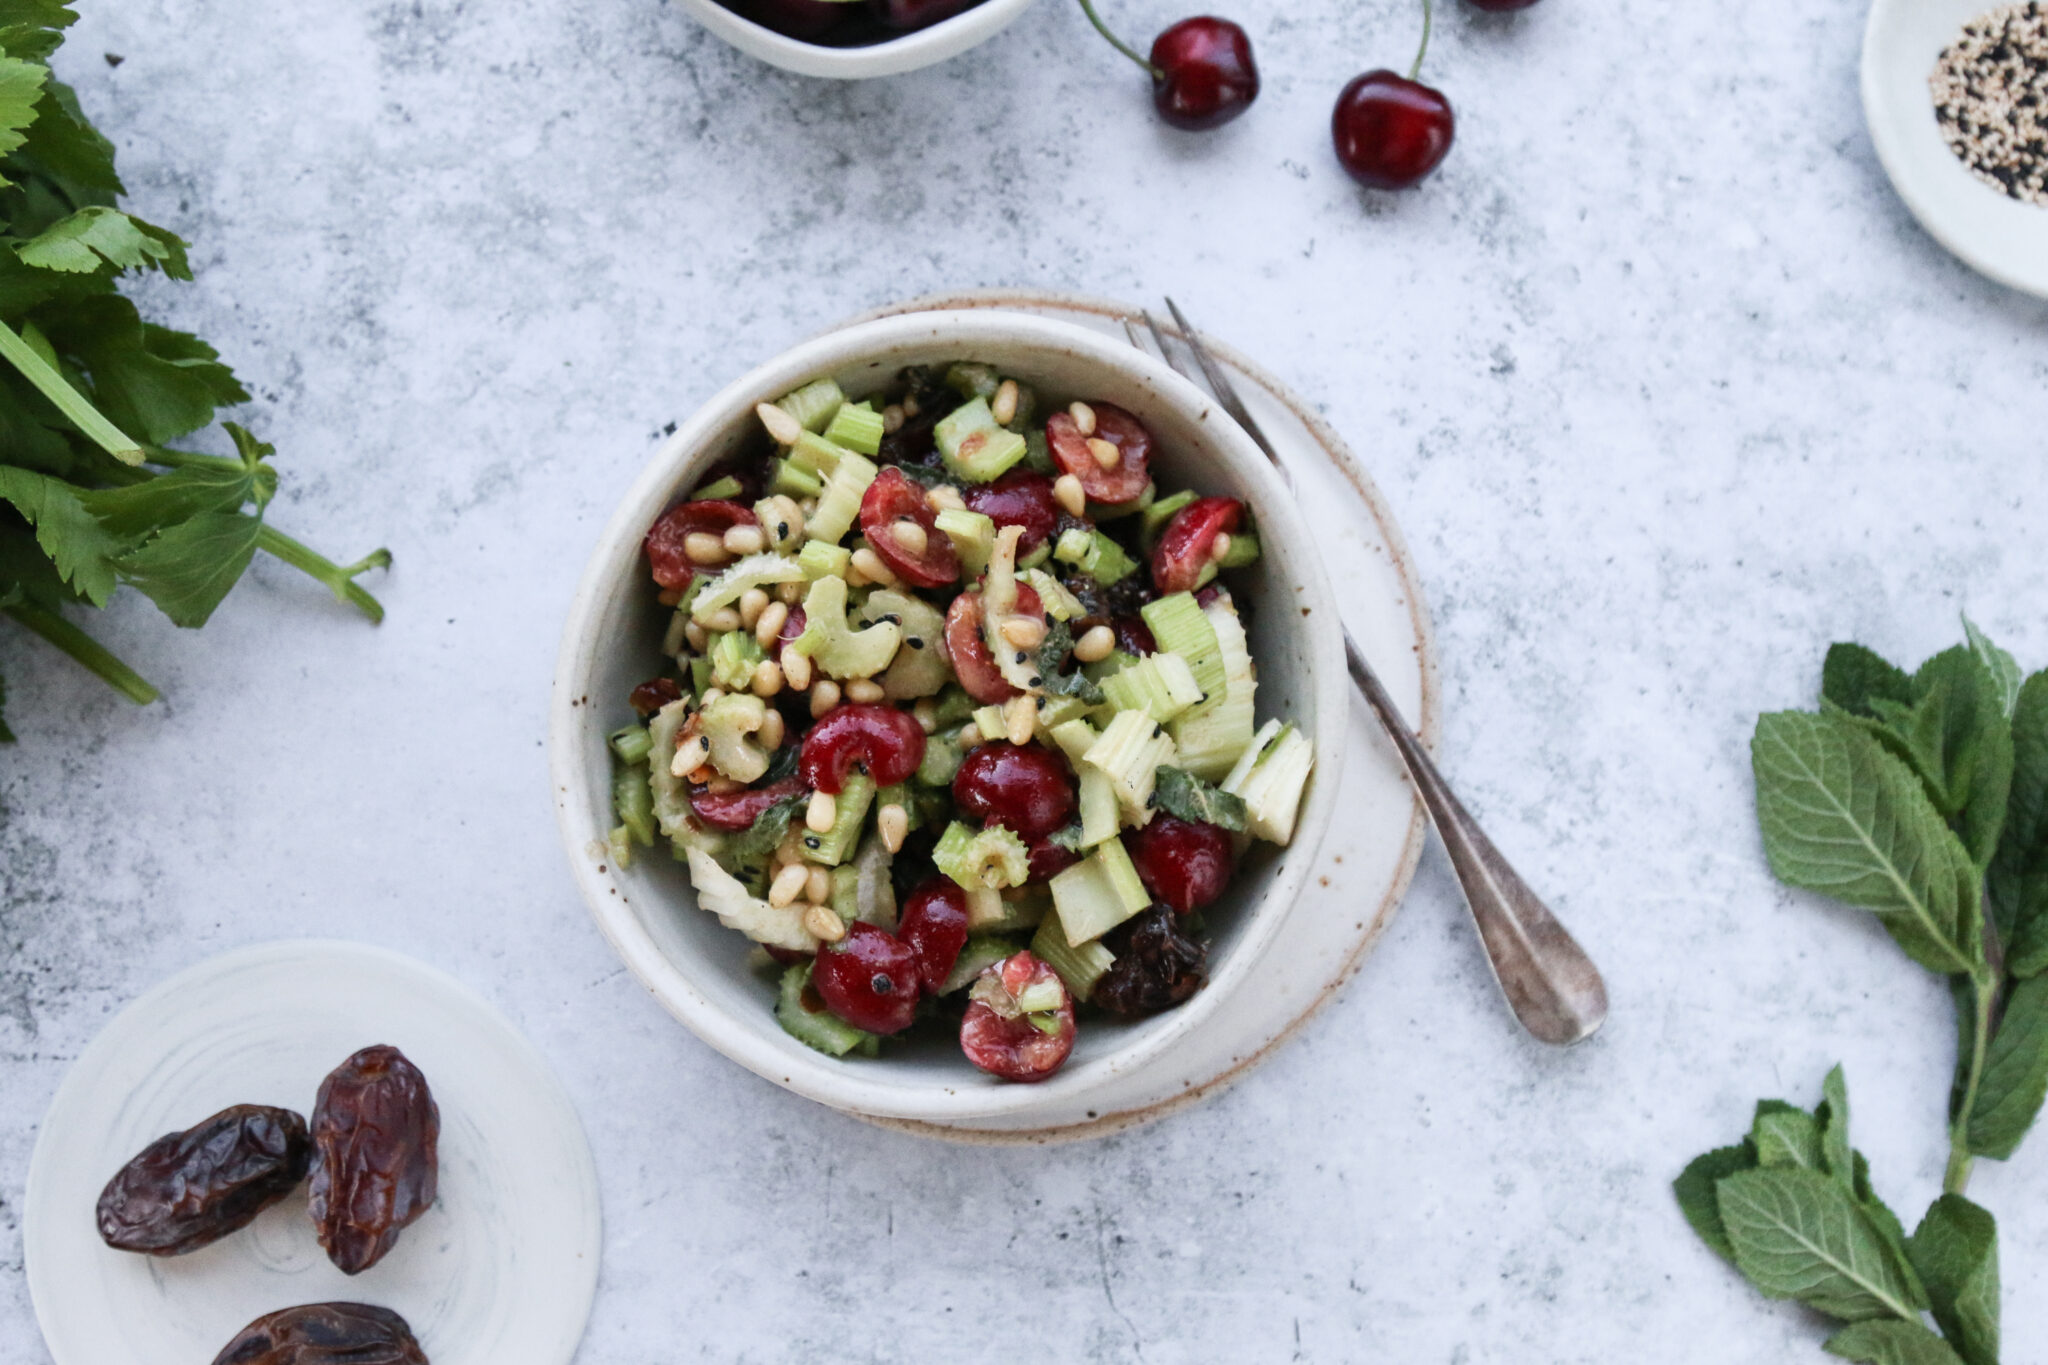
[4,0,2047,1360]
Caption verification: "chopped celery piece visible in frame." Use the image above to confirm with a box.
[776,962,878,1058]
[1224,718,1284,790]
[798,539,852,580]
[849,833,899,929]
[688,655,713,698]
[771,457,823,499]
[1140,593,1224,700]
[876,783,921,832]
[917,733,963,787]
[1047,717,1101,767]
[691,474,743,500]
[1091,481,1156,521]
[662,607,692,657]
[944,362,1001,401]
[935,397,1029,483]
[933,820,1031,890]
[1031,916,1114,1001]
[806,451,879,546]
[801,773,876,867]
[1170,600,1256,780]
[701,692,771,782]
[939,934,1024,994]
[1142,489,1198,546]
[970,705,1008,742]
[862,589,948,699]
[1099,651,1203,724]
[965,884,1047,932]
[690,552,805,624]
[1083,649,1139,685]
[609,724,653,764]
[935,507,995,576]
[1077,766,1119,847]
[607,826,634,868]
[1053,526,1138,584]
[1218,528,1260,568]
[1048,841,1150,945]
[1018,541,1050,571]
[929,684,977,730]
[981,530,1041,693]
[776,377,846,433]
[686,846,815,951]
[1015,978,1064,1013]
[793,575,901,680]
[1033,694,1093,739]
[646,699,694,838]
[1222,723,1314,845]
[1019,568,1083,621]
[790,429,850,477]
[707,631,764,691]
[1084,709,1177,822]
[1020,428,1055,475]
[824,401,884,456]
[612,761,655,847]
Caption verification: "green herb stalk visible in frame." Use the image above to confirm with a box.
[1676,617,2048,1364]
[0,3,386,738]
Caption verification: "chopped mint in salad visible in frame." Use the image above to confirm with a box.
[607,363,1315,1083]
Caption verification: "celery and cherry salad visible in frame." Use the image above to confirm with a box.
[607,362,1314,1083]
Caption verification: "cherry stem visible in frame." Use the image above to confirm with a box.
[1074,0,1161,80]
[1409,0,1433,81]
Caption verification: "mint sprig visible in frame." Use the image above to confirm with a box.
[1679,617,2048,1362]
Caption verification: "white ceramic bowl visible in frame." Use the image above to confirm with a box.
[1863,0,2048,298]
[550,309,1344,1132]
[677,0,1036,79]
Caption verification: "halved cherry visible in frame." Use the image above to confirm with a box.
[859,467,958,589]
[778,606,807,652]
[1112,613,1157,657]
[898,877,971,994]
[963,471,1061,552]
[629,677,683,716]
[689,774,809,832]
[1046,404,1153,504]
[799,703,926,793]
[1126,814,1235,912]
[1026,836,1080,883]
[960,951,1076,1083]
[1151,496,1242,595]
[814,922,921,1035]
[953,742,1076,841]
[942,583,1045,705]
[643,499,756,591]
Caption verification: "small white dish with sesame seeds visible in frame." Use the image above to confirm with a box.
[1863,0,2048,298]
[676,0,1037,79]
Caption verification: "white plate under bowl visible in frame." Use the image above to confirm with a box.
[676,0,1036,79]
[23,940,600,1365]
[1863,0,2048,297]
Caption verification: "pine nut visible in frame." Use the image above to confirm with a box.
[757,496,803,547]
[706,775,742,795]
[882,404,906,434]
[958,723,985,749]
[782,646,814,691]
[845,678,886,704]
[798,498,818,517]
[1069,401,1097,437]
[913,697,938,734]
[1209,533,1232,563]
[1053,473,1086,517]
[878,803,909,854]
[703,607,741,633]
[926,485,966,513]
[1074,624,1116,663]
[1004,695,1037,746]
[901,395,920,418]
[1000,616,1046,650]
[769,863,810,908]
[805,866,832,904]
[758,708,785,751]
[738,587,770,630]
[809,679,841,718]
[724,524,765,557]
[807,789,838,833]
[757,401,803,446]
[890,519,929,557]
[775,580,805,605]
[683,621,710,652]
[750,661,784,698]
[844,557,869,588]
[684,532,729,566]
[850,547,899,588]
[755,600,790,649]
[1087,437,1121,470]
[991,379,1020,426]
[669,734,710,777]
[700,688,726,707]
[804,903,846,942]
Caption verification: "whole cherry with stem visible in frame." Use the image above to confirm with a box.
[1074,0,1259,131]
[1332,0,1456,190]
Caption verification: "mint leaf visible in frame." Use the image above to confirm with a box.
[1907,1194,1998,1365]
[1824,643,1916,719]
[1753,710,1982,976]
[1965,973,2048,1159]
[1718,1166,1923,1321]
[0,465,121,603]
[1674,1141,1756,1263]
[1991,672,2048,975]
[1818,1065,1854,1190]
[115,510,261,627]
[1034,619,1103,706]
[1824,1321,1968,1365]
[720,797,803,893]
[1752,1099,1824,1172]
[1153,765,1247,832]
[1962,617,2022,719]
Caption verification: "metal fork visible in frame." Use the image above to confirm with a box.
[1130,299,1608,1047]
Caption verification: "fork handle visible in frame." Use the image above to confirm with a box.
[1344,634,1609,1045]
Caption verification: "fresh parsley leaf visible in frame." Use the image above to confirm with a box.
[1823,1322,1968,1365]
[1718,1166,1923,1321]
[0,53,46,181]
[1753,710,1983,976]
[115,509,261,627]
[39,295,246,444]
[0,464,119,602]
[1153,765,1247,832]
[1033,619,1103,706]
[14,78,123,202]
[1906,1194,1999,1365]
[0,664,12,742]
[0,3,79,67]
[18,206,179,275]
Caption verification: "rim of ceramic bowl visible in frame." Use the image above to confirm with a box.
[675,0,1037,80]
[550,309,1346,1123]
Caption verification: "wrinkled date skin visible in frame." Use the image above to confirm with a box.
[96,1105,311,1256]
[308,1046,440,1275]
[212,1302,429,1365]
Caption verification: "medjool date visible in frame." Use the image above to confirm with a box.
[308,1045,439,1275]
[1094,908,1208,1017]
[212,1302,428,1365]
[96,1105,310,1256]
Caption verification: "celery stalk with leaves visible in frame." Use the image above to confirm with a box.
[0,2,387,739]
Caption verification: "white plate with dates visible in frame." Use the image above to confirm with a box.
[22,940,600,1365]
